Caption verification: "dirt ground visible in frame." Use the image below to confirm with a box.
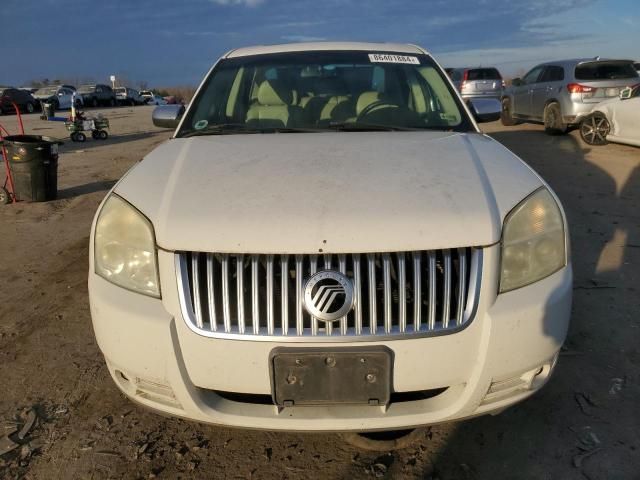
[0,106,638,480]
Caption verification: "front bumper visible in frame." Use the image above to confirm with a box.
[89,245,572,431]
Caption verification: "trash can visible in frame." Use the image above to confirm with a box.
[1,135,63,202]
[40,101,55,120]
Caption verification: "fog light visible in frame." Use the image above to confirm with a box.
[481,359,555,405]
[135,377,182,409]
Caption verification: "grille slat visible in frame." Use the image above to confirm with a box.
[192,253,203,329]
[412,252,421,332]
[295,255,304,336]
[442,249,451,329]
[353,254,363,335]
[457,248,467,326]
[281,255,289,336]
[206,253,217,332]
[338,254,348,336]
[236,254,245,334]
[251,255,260,334]
[221,256,231,333]
[383,254,392,334]
[266,254,275,335]
[428,251,436,331]
[178,248,480,341]
[309,255,319,336]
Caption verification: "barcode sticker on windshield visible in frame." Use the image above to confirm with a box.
[368,54,420,65]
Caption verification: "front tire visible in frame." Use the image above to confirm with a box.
[544,102,567,135]
[500,98,518,126]
[580,113,609,146]
[0,186,10,205]
[25,102,35,114]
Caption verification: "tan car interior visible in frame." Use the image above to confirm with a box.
[214,63,462,130]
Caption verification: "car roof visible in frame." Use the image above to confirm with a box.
[225,42,427,58]
[537,58,636,67]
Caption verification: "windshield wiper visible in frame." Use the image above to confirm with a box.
[181,123,259,138]
[181,124,319,137]
[327,122,423,132]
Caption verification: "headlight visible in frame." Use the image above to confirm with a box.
[94,194,160,297]
[500,188,566,293]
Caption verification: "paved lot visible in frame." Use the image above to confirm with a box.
[0,107,638,479]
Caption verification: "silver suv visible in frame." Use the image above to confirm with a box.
[448,67,504,100]
[501,58,639,134]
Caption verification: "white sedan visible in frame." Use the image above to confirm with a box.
[580,86,640,147]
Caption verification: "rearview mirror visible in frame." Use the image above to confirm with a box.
[467,98,501,123]
[511,78,523,87]
[152,104,185,128]
[619,87,632,100]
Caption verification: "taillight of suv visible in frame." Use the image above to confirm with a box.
[567,83,597,100]
[460,70,469,91]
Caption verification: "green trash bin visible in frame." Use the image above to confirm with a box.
[2,135,64,202]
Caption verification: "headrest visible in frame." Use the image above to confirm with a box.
[257,80,294,106]
[356,91,382,115]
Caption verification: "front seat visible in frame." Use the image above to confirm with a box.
[246,80,301,128]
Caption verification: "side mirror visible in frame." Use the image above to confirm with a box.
[467,98,501,123]
[511,78,523,87]
[619,87,632,100]
[152,104,185,128]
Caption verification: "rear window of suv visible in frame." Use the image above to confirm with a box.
[466,68,502,80]
[575,61,638,80]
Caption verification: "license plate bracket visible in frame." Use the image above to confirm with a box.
[270,347,393,407]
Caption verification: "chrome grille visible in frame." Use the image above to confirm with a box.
[177,248,481,342]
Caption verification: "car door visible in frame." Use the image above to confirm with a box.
[58,88,71,109]
[512,65,544,117]
[6,88,23,109]
[530,66,565,120]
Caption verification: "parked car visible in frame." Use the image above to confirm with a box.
[634,62,640,72]
[33,85,82,109]
[115,87,144,106]
[501,58,639,134]
[19,86,39,94]
[449,67,504,100]
[77,84,116,107]
[89,42,571,434]
[140,90,167,105]
[0,87,38,114]
[579,85,640,147]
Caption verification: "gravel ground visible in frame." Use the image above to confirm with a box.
[0,106,638,479]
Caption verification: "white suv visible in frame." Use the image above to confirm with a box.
[89,43,572,432]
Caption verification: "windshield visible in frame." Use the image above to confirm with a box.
[35,87,58,96]
[115,87,126,93]
[575,61,638,80]
[466,68,502,80]
[78,85,96,93]
[140,90,152,96]
[177,50,471,136]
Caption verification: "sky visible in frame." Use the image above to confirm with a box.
[2,0,638,88]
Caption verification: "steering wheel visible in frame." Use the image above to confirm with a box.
[356,101,398,121]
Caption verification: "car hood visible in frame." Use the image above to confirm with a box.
[115,131,544,253]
